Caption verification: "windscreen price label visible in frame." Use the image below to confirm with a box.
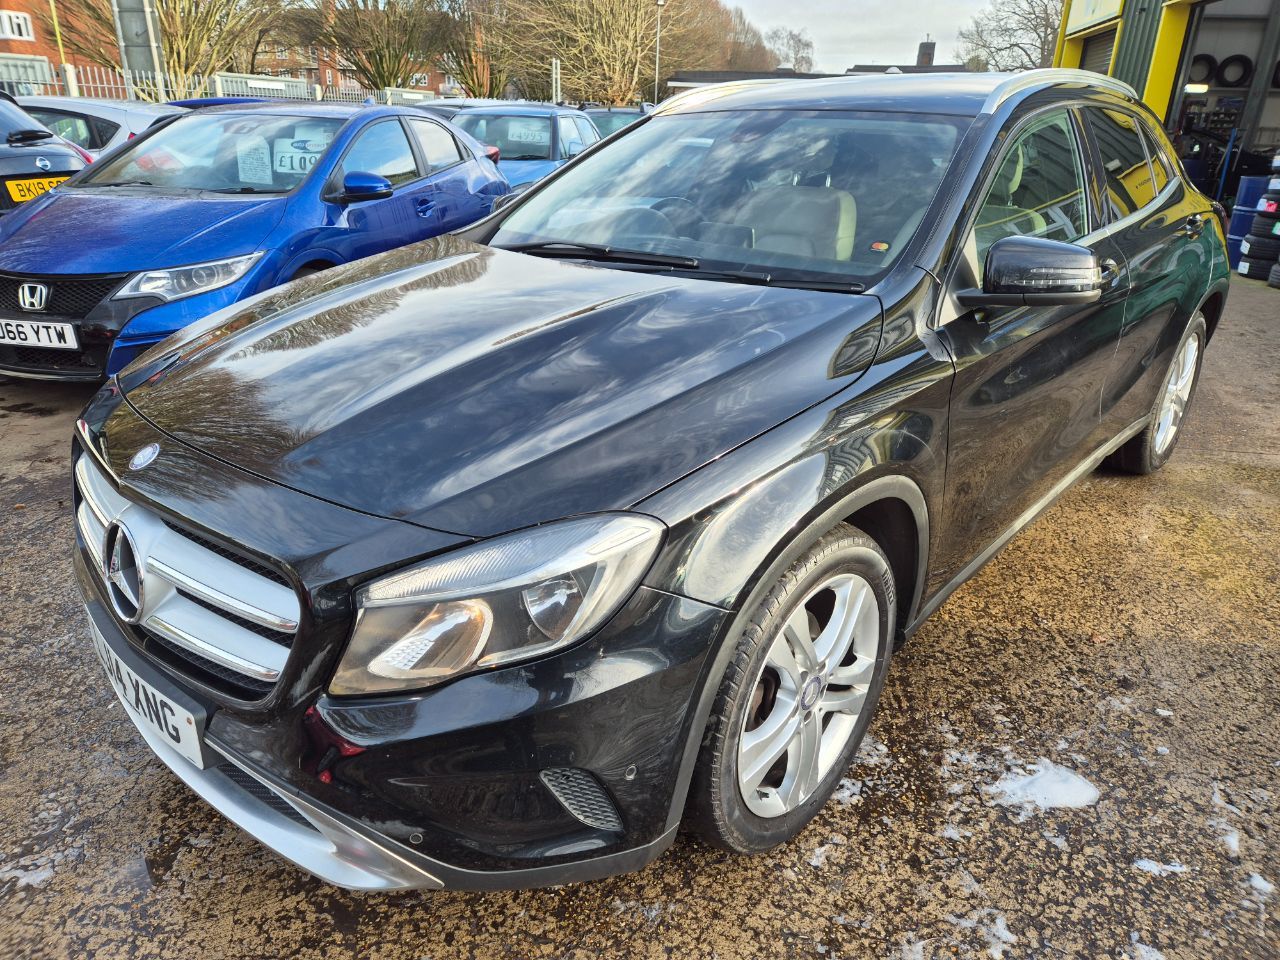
[275,138,329,174]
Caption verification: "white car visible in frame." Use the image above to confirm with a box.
[15,96,185,158]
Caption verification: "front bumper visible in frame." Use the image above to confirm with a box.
[79,542,727,890]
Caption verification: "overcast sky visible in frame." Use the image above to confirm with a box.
[731,0,991,72]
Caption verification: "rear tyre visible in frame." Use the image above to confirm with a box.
[1268,262,1280,289]
[1106,313,1207,475]
[687,524,895,854]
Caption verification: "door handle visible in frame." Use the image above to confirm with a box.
[1180,214,1205,239]
[415,198,437,218]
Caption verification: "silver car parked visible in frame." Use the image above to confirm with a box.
[15,96,185,158]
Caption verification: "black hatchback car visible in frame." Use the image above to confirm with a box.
[0,93,84,214]
[73,69,1228,890]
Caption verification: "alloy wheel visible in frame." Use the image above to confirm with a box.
[736,572,880,818]
[1154,332,1200,454]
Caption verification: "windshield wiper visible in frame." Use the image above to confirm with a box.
[90,179,154,187]
[502,241,700,269]
[506,155,549,161]
[211,186,286,194]
[673,266,865,294]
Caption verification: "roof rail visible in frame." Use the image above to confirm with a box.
[980,68,1138,114]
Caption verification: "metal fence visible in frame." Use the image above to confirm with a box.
[0,58,404,105]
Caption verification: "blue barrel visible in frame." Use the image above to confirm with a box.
[1236,175,1269,211]
[1227,205,1254,267]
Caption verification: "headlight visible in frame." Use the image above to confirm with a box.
[113,253,262,302]
[329,514,665,696]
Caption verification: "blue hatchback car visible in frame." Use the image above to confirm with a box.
[452,104,600,187]
[0,102,508,380]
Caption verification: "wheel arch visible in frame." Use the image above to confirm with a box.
[660,473,930,833]
[1198,285,1227,342]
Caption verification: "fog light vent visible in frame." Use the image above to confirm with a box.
[539,768,623,832]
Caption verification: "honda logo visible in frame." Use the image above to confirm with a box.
[17,282,48,312]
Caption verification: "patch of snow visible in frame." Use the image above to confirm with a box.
[854,735,891,767]
[1133,859,1188,877]
[897,940,927,960]
[0,865,54,889]
[1129,932,1166,959]
[941,824,968,841]
[947,908,1016,959]
[808,845,833,869]
[1207,817,1240,856]
[833,778,863,805]
[1212,782,1243,815]
[986,759,1099,815]
[1155,746,1169,756]
[1042,831,1068,851]
[1155,708,1173,717]
[1249,874,1274,898]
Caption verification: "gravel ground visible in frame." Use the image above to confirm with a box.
[0,276,1277,960]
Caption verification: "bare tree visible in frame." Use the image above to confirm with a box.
[723,6,776,71]
[36,0,279,88]
[957,0,1064,71]
[496,0,731,104]
[439,0,510,97]
[764,27,813,72]
[305,0,454,90]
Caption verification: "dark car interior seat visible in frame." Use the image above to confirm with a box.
[729,185,857,260]
[975,144,1047,256]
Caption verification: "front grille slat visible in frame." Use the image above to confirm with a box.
[74,452,298,701]
[0,345,101,373]
[0,271,126,319]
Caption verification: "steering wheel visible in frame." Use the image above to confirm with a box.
[650,197,703,236]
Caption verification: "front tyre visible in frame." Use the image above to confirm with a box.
[687,524,895,853]
[1107,312,1207,474]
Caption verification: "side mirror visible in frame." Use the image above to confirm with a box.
[565,141,585,159]
[957,235,1107,309]
[483,144,500,164]
[491,191,519,212]
[338,171,393,204]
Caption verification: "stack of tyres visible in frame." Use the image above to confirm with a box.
[1237,174,1280,281]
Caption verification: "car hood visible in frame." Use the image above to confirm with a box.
[122,235,883,537]
[0,189,286,273]
[500,159,560,186]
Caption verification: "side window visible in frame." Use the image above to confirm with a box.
[339,121,419,187]
[407,118,463,172]
[574,117,599,146]
[29,109,93,149]
[91,117,121,148]
[971,110,1088,271]
[1139,121,1174,195]
[557,116,581,159]
[1084,108,1158,219]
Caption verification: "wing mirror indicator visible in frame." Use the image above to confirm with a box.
[957,236,1111,309]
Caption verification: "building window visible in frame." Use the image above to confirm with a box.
[276,44,287,59]
[0,10,35,41]
[325,68,333,85]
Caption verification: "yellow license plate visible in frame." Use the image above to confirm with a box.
[6,176,68,203]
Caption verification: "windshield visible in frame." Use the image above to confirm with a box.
[589,112,640,137]
[78,113,344,193]
[453,114,552,161]
[491,109,967,284]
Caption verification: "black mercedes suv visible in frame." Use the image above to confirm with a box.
[73,69,1229,890]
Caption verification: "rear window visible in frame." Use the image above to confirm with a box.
[453,114,552,161]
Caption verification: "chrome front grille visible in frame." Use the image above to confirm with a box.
[74,453,299,695]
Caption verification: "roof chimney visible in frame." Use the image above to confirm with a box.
[917,37,936,67]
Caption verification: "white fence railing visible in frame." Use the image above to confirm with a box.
[0,58,418,106]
